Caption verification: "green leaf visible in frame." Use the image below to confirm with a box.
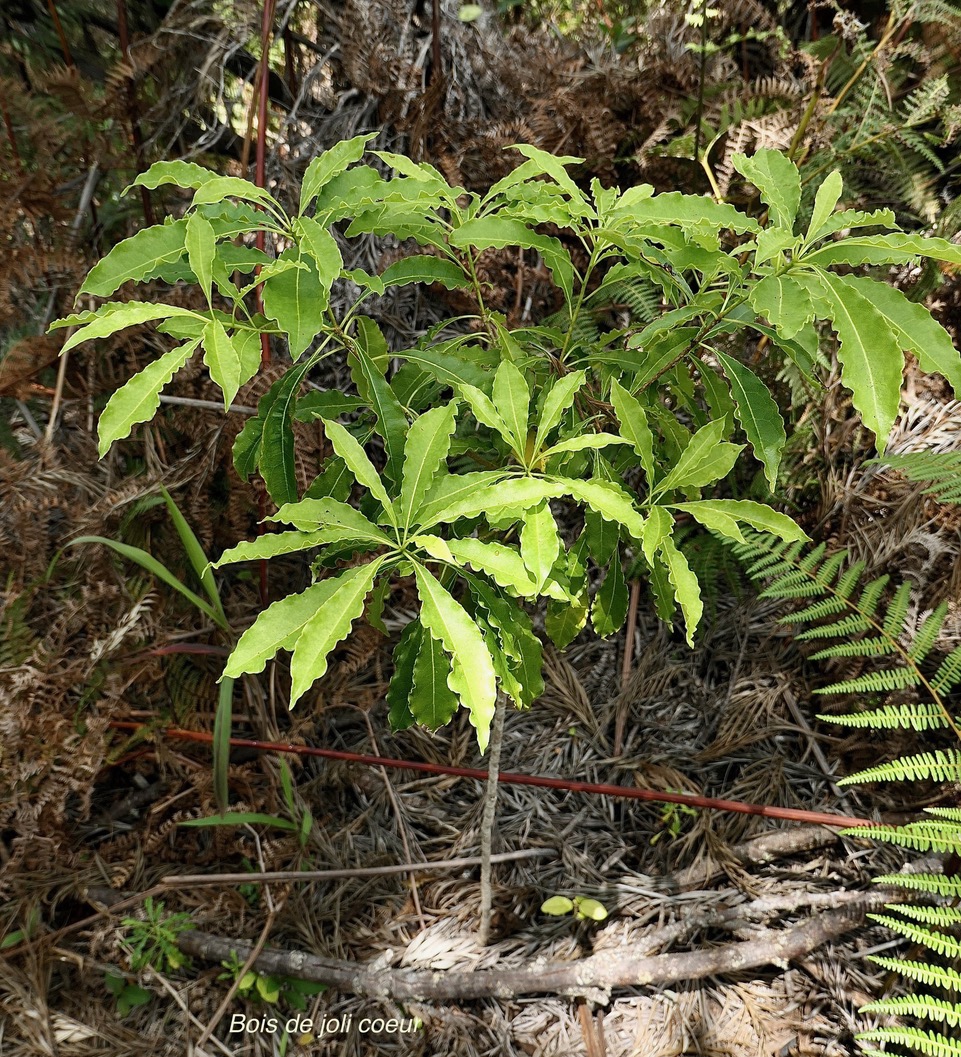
[261,246,326,358]
[805,270,903,449]
[557,477,647,540]
[511,143,587,203]
[289,560,384,707]
[836,276,961,396]
[387,621,422,731]
[67,537,226,629]
[129,160,219,192]
[211,529,331,566]
[642,506,673,565]
[520,501,561,592]
[179,812,296,831]
[410,631,459,729]
[492,358,532,453]
[401,342,493,391]
[79,219,188,297]
[258,357,314,505]
[202,318,260,410]
[268,497,392,542]
[672,499,807,543]
[584,508,619,565]
[418,475,560,527]
[656,420,742,493]
[610,379,655,480]
[732,150,800,230]
[293,216,343,297]
[185,212,216,303]
[192,176,281,211]
[621,192,760,234]
[401,401,458,530]
[541,896,575,916]
[748,274,815,340]
[55,302,201,354]
[457,381,516,446]
[323,419,397,526]
[295,391,366,421]
[380,256,469,290]
[711,349,785,490]
[413,563,497,752]
[158,484,225,619]
[592,547,628,637]
[300,133,378,213]
[533,370,587,453]
[446,538,539,597]
[349,317,408,483]
[805,170,843,243]
[542,433,629,458]
[97,340,198,457]
[807,232,961,267]
[213,676,234,814]
[657,536,702,646]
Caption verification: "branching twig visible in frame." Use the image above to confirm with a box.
[478,695,507,946]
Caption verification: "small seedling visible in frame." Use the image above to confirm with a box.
[105,971,152,1017]
[541,895,609,921]
[220,951,326,1010]
[121,896,193,974]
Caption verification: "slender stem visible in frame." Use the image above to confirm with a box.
[116,0,153,225]
[255,0,278,366]
[478,695,508,946]
[692,0,709,163]
[1,98,22,172]
[45,0,73,67]
[559,242,601,363]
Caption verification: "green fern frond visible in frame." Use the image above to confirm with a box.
[794,612,875,640]
[909,606,951,661]
[868,914,961,959]
[856,1026,961,1057]
[839,750,961,786]
[924,807,961,823]
[808,637,899,660]
[860,995,961,1029]
[874,452,961,505]
[817,702,951,731]
[882,582,915,639]
[842,821,961,854]
[868,958,961,993]
[814,666,920,694]
[874,874,961,899]
[890,904,961,929]
[933,647,961,694]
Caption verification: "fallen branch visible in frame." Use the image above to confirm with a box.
[177,892,887,1001]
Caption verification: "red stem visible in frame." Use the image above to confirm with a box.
[107,721,876,829]
[0,98,22,172]
[46,0,74,67]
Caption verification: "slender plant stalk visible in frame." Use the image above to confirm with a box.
[45,0,74,67]
[430,0,442,86]
[692,0,709,163]
[478,695,508,946]
[115,0,154,225]
[1,98,22,172]
[255,0,278,366]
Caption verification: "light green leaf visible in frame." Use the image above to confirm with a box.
[541,896,575,916]
[213,676,234,813]
[185,212,216,303]
[235,256,305,299]
[211,529,333,567]
[349,317,408,483]
[753,227,798,266]
[401,401,458,530]
[836,276,961,396]
[511,143,587,204]
[806,232,961,267]
[300,133,378,213]
[533,370,587,453]
[410,632,459,729]
[288,561,384,706]
[806,270,903,449]
[410,533,455,563]
[732,150,800,230]
[542,433,629,458]
[446,538,539,597]
[520,502,561,592]
[203,317,260,410]
[129,160,219,192]
[656,420,742,493]
[558,477,647,540]
[401,343,492,390]
[673,499,806,545]
[56,302,200,354]
[804,205,897,244]
[293,216,343,298]
[192,176,281,211]
[268,497,392,542]
[805,170,843,243]
[97,340,198,457]
[711,349,785,490]
[78,219,188,297]
[419,475,562,527]
[380,256,469,290]
[623,192,760,234]
[457,381,515,446]
[158,484,225,621]
[323,418,397,526]
[413,563,497,752]
[179,812,296,831]
[748,274,815,339]
[657,536,702,646]
[492,358,531,453]
[261,246,326,358]
[642,506,673,565]
[592,547,627,637]
[610,379,655,479]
